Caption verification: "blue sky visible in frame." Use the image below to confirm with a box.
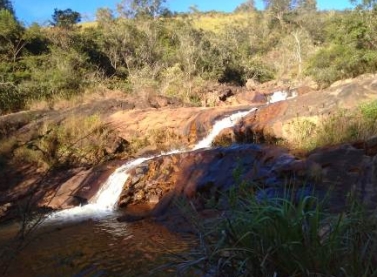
[13,0,354,25]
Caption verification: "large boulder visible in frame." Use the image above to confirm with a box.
[105,105,260,151]
[117,142,377,222]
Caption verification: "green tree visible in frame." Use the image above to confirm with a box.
[263,0,291,13]
[117,0,167,19]
[350,0,377,9]
[0,9,24,63]
[296,0,317,11]
[234,0,256,12]
[306,10,377,87]
[50,8,81,28]
[0,0,14,14]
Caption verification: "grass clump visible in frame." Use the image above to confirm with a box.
[0,114,120,170]
[173,190,377,277]
[289,100,377,151]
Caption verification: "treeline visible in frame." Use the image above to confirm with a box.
[1,0,377,114]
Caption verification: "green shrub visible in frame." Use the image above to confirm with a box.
[0,82,27,113]
[306,17,377,88]
[360,100,377,122]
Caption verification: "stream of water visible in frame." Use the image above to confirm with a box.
[1,90,292,277]
[48,109,255,221]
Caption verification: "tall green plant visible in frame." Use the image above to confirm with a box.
[172,190,377,277]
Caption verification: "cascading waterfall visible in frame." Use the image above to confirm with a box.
[92,157,149,209]
[47,110,256,220]
[48,155,174,220]
[193,110,253,150]
[48,89,293,221]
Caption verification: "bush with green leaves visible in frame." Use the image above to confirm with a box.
[19,47,89,102]
[306,44,377,87]
[2,2,377,114]
[306,9,377,87]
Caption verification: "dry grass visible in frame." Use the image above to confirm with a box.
[78,21,98,29]
[190,12,255,33]
[128,128,183,155]
[287,101,377,151]
[77,12,254,34]
[0,114,118,170]
[27,87,127,111]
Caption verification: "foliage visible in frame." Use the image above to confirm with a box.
[1,115,117,170]
[0,9,24,61]
[172,188,377,277]
[306,9,377,87]
[1,3,377,113]
[359,100,377,121]
[116,0,167,19]
[0,82,26,113]
[288,101,377,151]
[19,46,89,101]
[50,8,81,28]
[0,0,14,15]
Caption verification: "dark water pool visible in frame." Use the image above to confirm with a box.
[0,211,194,277]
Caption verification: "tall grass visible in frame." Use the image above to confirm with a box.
[171,189,377,277]
[289,100,377,151]
[0,114,117,170]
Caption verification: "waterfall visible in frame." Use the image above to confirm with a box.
[48,88,294,221]
[268,89,297,104]
[47,109,257,220]
[92,157,149,209]
[193,110,255,150]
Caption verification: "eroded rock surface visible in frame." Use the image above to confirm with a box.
[217,74,377,145]
[105,105,257,151]
[117,142,377,226]
[2,75,377,225]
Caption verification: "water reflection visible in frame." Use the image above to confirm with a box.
[2,213,194,277]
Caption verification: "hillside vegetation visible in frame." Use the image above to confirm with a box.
[2,2,377,277]
[1,0,377,114]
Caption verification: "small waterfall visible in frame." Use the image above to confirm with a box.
[269,90,288,103]
[268,89,296,104]
[47,152,179,220]
[92,157,149,209]
[47,108,257,221]
[193,109,256,150]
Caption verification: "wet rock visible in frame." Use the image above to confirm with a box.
[117,213,147,222]
[116,141,377,222]
[118,144,312,213]
[40,161,122,210]
[218,74,377,145]
[107,105,257,151]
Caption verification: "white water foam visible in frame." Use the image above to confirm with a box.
[47,150,182,221]
[268,90,288,103]
[193,109,257,150]
[47,107,261,221]
[268,89,297,104]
